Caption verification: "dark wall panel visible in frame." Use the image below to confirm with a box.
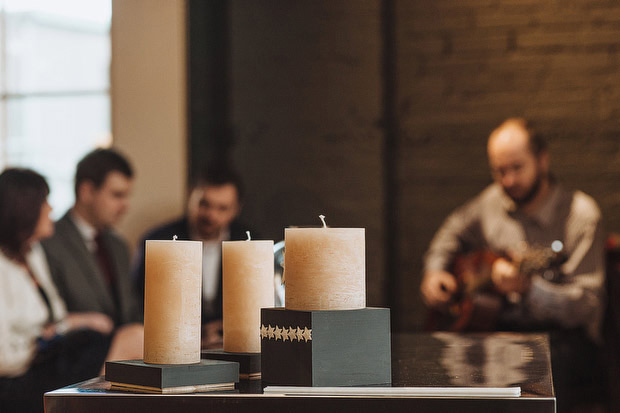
[229,0,386,306]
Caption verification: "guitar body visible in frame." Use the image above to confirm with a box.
[424,244,566,332]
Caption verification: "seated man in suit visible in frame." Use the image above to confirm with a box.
[42,148,141,327]
[420,118,605,411]
[132,166,250,348]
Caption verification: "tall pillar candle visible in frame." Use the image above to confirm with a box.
[284,225,365,310]
[222,239,274,353]
[143,239,202,364]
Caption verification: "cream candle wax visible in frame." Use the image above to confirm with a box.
[143,238,202,364]
[222,233,274,353]
[284,216,366,310]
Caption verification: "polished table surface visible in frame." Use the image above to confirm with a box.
[44,332,555,413]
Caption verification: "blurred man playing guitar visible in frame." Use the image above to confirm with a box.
[420,118,605,410]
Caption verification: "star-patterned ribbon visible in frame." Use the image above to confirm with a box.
[260,324,312,342]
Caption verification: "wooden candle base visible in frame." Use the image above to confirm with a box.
[260,307,391,387]
[105,359,239,393]
[201,350,261,379]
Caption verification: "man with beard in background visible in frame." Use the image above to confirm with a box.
[420,118,605,412]
[132,166,249,349]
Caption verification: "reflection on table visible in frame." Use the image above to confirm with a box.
[45,332,555,413]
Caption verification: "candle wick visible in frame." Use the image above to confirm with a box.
[173,235,178,241]
[319,214,327,228]
[246,231,251,241]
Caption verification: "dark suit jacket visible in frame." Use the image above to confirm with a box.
[41,212,141,325]
[131,217,249,323]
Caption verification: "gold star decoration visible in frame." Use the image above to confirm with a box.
[302,327,312,342]
[274,326,283,341]
[288,327,296,342]
[259,324,312,342]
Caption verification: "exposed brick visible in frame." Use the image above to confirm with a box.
[518,29,620,48]
[401,13,475,33]
[449,31,512,55]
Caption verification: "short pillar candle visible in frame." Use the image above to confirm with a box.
[284,217,365,311]
[222,237,274,353]
[143,239,202,364]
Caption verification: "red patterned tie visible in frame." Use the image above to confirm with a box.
[94,232,116,289]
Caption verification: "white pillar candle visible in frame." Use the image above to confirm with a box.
[143,238,202,364]
[284,216,366,310]
[222,234,274,353]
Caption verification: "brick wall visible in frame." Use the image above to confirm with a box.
[397,0,620,330]
[219,0,620,331]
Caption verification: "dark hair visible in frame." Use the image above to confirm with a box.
[190,165,244,203]
[75,148,133,197]
[0,168,50,258]
[521,119,546,156]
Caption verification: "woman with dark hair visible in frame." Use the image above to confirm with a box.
[0,168,142,412]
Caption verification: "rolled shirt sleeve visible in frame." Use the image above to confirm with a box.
[423,196,486,274]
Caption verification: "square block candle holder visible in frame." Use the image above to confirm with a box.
[105,359,240,393]
[260,307,391,386]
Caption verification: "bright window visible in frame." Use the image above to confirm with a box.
[0,0,111,218]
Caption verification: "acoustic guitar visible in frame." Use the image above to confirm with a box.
[425,241,567,332]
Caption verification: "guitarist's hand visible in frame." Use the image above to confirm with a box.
[491,258,530,294]
[421,270,457,308]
